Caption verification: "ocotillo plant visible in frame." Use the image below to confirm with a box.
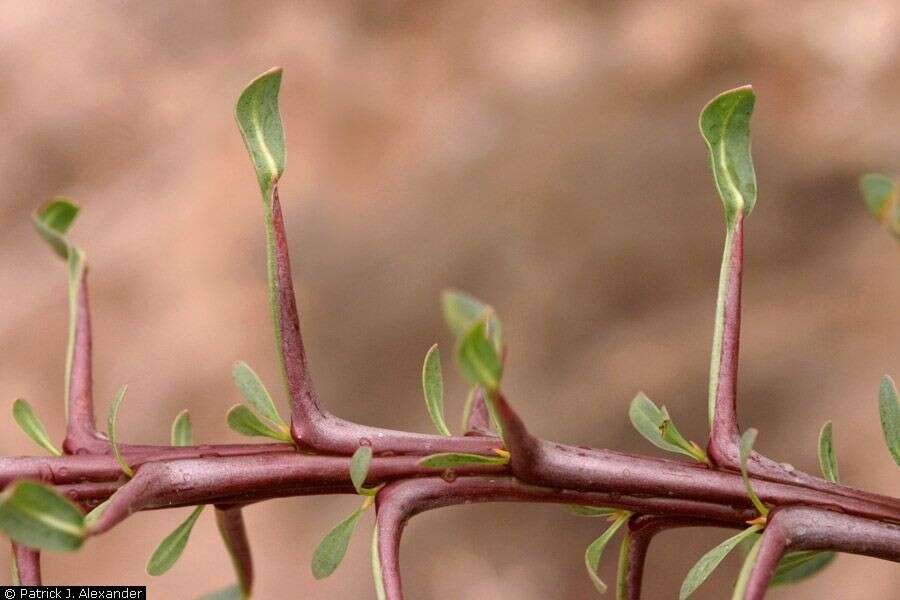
[1,69,898,600]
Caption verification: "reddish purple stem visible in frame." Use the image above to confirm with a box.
[11,543,41,586]
[215,506,253,596]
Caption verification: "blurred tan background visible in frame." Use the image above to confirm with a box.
[1,1,898,598]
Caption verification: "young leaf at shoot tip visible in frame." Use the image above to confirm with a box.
[12,399,62,456]
[739,429,768,517]
[422,344,451,436]
[456,320,503,392]
[699,86,757,226]
[108,385,134,478]
[235,68,285,201]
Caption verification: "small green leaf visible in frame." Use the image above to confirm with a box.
[442,289,490,339]
[860,174,897,226]
[879,375,900,466]
[147,506,205,576]
[235,68,285,201]
[196,585,242,600]
[371,527,386,600]
[171,409,193,447]
[739,429,768,516]
[731,533,763,600]
[350,446,374,496]
[770,550,835,586]
[32,199,80,260]
[232,361,287,430]
[566,506,621,518]
[12,399,62,456]
[456,320,503,391]
[616,531,631,600]
[311,507,365,579]
[418,452,508,468]
[628,393,708,463]
[678,525,762,600]
[422,344,451,436]
[226,405,292,442]
[0,481,86,551]
[584,511,630,594]
[699,86,757,226]
[108,385,134,478]
[817,421,839,483]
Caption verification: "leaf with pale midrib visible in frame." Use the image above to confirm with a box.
[12,399,61,456]
[0,481,86,552]
[147,506,205,576]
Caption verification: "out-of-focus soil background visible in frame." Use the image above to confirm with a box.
[1,1,898,598]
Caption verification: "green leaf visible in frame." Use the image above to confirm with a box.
[226,405,292,442]
[196,585,242,600]
[616,531,631,600]
[418,452,509,468]
[817,421,839,483]
[0,481,86,551]
[232,361,287,431]
[84,498,111,529]
[739,429,768,516]
[628,393,708,463]
[860,173,896,220]
[442,289,489,338]
[311,506,365,579]
[350,446,374,496]
[584,511,630,594]
[108,385,134,478]
[422,344,451,436]
[456,320,503,391]
[566,506,621,518]
[147,506,205,576]
[699,86,757,226]
[678,525,762,600]
[731,533,763,600]
[171,409,193,447]
[235,68,285,201]
[12,399,62,456]
[879,375,900,466]
[32,199,80,260]
[770,550,835,586]
[371,527,386,600]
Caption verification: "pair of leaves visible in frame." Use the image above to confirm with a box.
[227,361,292,443]
[860,174,900,240]
[311,446,379,579]
[0,481,86,552]
[628,393,709,464]
[583,511,631,594]
[12,399,61,456]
